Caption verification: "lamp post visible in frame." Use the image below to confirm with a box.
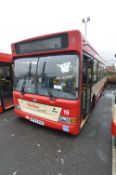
[82,17,90,38]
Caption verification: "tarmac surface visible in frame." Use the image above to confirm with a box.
[0,87,113,175]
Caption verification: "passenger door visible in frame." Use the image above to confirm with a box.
[81,55,93,118]
[0,65,13,110]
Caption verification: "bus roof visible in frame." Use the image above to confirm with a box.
[0,53,12,63]
[83,38,106,65]
[12,30,106,65]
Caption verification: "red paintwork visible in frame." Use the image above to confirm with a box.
[0,53,12,63]
[112,100,116,136]
[112,121,116,136]
[0,105,3,112]
[12,30,105,135]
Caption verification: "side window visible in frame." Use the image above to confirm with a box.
[97,62,100,80]
[98,63,103,80]
[101,64,104,78]
[93,60,105,83]
[93,59,97,83]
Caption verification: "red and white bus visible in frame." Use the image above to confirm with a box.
[0,53,13,112]
[112,91,116,175]
[11,30,106,135]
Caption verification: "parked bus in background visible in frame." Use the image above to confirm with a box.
[112,91,116,175]
[11,30,106,135]
[112,91,116,141]
[0,53,13,113]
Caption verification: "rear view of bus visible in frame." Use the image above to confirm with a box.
[12,30,106,135]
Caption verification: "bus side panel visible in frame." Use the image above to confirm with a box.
[91,77,107,102]
[112,121,116,136]
[0,105,3,113]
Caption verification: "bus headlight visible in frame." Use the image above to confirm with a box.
[59,117,69,123]
[58,116,79,124]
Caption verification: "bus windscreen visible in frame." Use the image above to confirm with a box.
[14,54,79,100]
[15,34,68,54]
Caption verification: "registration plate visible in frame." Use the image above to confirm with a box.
[30,118,44,126]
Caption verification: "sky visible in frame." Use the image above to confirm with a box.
[0,0,116,65]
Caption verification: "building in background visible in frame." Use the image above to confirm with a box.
[106,64,116,73]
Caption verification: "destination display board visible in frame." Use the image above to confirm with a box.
[15,34,68,54]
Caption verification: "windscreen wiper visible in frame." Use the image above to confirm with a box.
[46,87,54,101]
[21,72,27,94]
[21,62,32,94]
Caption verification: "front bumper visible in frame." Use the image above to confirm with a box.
[14,108,80,135]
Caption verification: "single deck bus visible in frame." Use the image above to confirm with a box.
[12,30,106,135]
[112,91,116,138]
[0,53,13,113]
[112,91,116,175]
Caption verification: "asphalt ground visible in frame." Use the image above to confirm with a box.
[0,87,113,175]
